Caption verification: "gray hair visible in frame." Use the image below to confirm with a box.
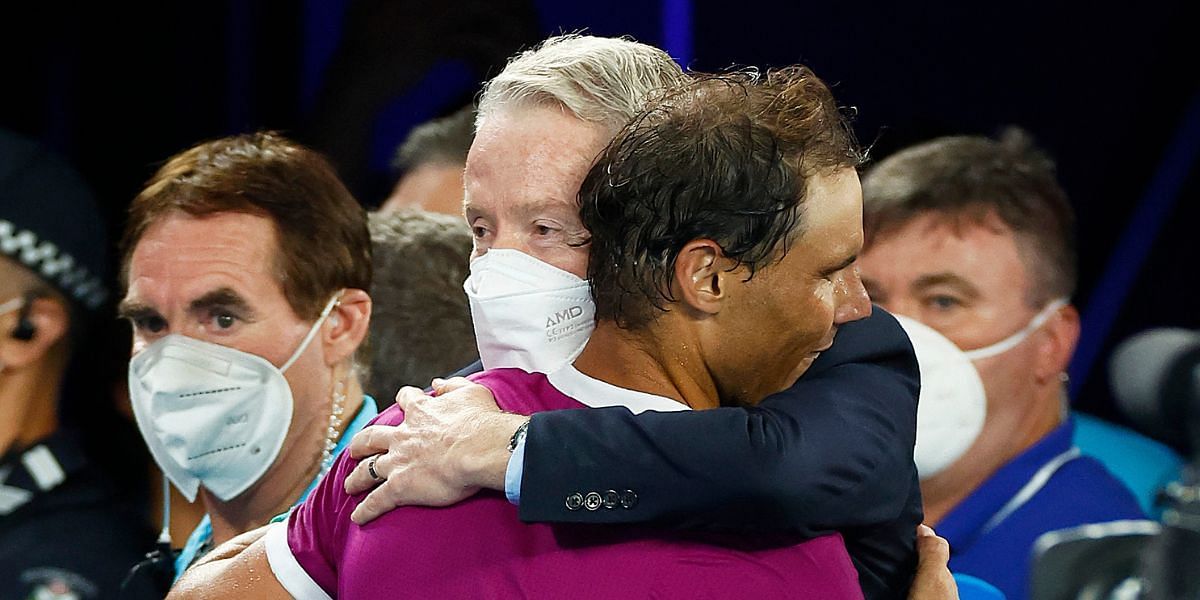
[477,34,689,133]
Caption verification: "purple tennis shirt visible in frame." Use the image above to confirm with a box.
[265,367,863,599]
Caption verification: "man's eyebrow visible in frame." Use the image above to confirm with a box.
[189,287,255,316]
[117,300,157,321]
[911,273,981,298]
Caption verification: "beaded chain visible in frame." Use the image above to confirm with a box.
[321,377,347,475]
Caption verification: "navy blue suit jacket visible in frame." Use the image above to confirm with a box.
[453,307,922,599]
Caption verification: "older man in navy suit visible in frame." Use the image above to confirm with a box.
[345,35,925,599]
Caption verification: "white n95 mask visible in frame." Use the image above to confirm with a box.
[464,248,595,374]
[894,315,987,480]
[128,294,340,502]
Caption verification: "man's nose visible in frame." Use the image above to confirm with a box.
[491,230,533,255]
[834,267,873,324]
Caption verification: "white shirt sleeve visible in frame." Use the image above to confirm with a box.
[263,517,332,600]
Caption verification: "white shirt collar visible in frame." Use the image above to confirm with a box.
[546,364,691,414]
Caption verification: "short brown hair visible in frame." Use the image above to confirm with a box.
[122,132,371,320]
[862,128,1076,305]
[581,67,862,328]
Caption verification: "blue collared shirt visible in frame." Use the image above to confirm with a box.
[940,419,1144,600]
[174,397,379,577]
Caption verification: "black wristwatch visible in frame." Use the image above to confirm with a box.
[508,419,531,453]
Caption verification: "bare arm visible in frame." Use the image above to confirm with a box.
[167,526,291,600]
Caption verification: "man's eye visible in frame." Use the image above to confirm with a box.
[927,295,962,310]
[534,224,556,236]
[134,316,167,333]
[212,313,237,329]
[471,225,489,239]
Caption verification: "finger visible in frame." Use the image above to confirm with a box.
[917,524,936,538]
[429,378,447,395]
[351,480,405,525]
[344,453,386,495]
[347,425,391,459]
[437,376,476,393]
[915,529,950,567]
[393,386,429,412]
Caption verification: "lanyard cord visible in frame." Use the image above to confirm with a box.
[158,475,172,546]
[980,447,1083,536]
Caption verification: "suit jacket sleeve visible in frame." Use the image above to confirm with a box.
[517,307,920,535]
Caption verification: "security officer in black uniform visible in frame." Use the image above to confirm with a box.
[0,130,154,599]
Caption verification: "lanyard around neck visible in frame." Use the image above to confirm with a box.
[979,446,1083,536]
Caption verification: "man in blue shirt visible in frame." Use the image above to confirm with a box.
[857,129,1150,600]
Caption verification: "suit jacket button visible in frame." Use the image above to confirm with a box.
[584,491,603,511]
[565,492,584,511]
[620,489,638,509]
[602,489,620,509]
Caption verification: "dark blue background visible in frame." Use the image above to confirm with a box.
[2,0,1195,442]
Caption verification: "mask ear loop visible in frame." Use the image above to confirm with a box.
[0,297,23,315]
[963,298,1068,361]
[280,291,344,373]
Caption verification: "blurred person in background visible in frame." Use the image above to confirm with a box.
[117,132,377,582]
[378,106,475,216]
[364,209,476,402]
[858,129,1158,600]
[0,129,153,599]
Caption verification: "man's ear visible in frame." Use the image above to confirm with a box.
[1034,302,1080,384]
[322,289,371,367]
[0,296,70,370]
[672,240,736,316]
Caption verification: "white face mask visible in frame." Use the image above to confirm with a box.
[463,249,595,374]
[128,294,340,502]
[894,315,988,479]
[899,297,1068,479]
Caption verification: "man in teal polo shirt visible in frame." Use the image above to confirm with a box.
[118,132,377,578]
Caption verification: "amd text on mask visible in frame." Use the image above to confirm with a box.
[463,249,595,374]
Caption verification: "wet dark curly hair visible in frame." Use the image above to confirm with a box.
[580,66,863,329]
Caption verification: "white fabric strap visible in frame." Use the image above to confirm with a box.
[963,298,1068,361]
[280,293,342,373]
[21,445,65,491]
[0,297,23,316]
[264,517,332,600]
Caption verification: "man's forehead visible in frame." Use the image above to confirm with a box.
[125,211,282,301]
